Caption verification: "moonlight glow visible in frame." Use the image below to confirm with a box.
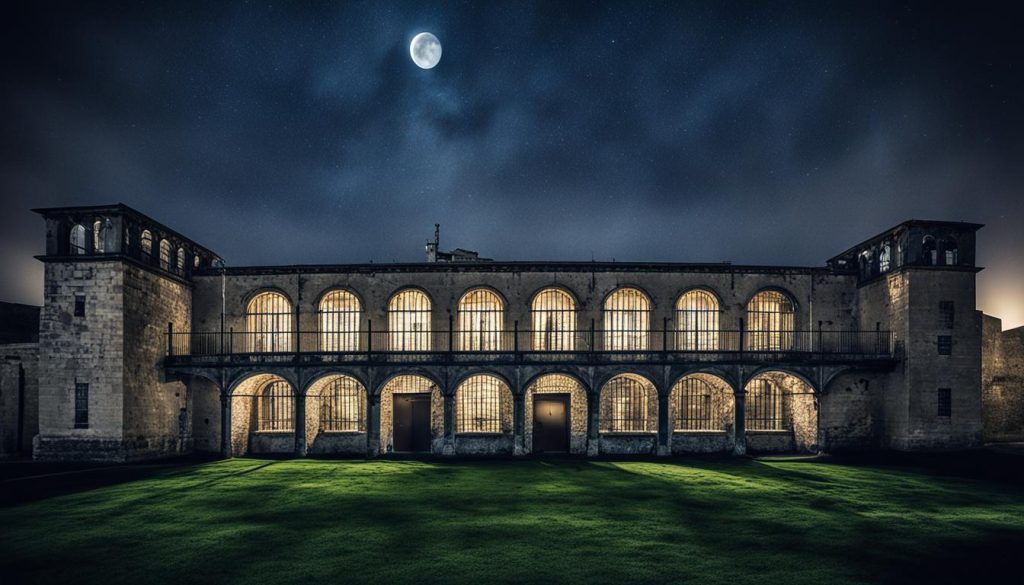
[410,32,442,69]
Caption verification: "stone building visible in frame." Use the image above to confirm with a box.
[981,315,1024,442]
[3,203,1009,461]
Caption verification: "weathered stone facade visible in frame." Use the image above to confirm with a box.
[981,315,1024,442]
[19,205,1005,461]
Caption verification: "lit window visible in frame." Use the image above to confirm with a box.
[93,220,106,253]
[320,376,365,432]
[747,290,795,351]
[879,244,891,272]
[141,230,153,255]
[747,378,784,430]
[457,288,504,351]
[942,238,958,265]
[258,380,294,431]
[675,289,719,351]
[70,224,87,255]
[246,291,293,352]
[531,288,576,351]
[456,374,506,433]
[158,240,171,270]
[176,247,186,272]
[601,374,654,432]
[603,288,650,351]
[319,289,361,352]
[922,235,937,266]
[388,289,431,350]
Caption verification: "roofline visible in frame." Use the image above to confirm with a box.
[32,202,220,258]
[828,219,983,263]
[196,260,838,277]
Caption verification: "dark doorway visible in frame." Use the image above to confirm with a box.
[393,393,432,452]
[533,394,570,454]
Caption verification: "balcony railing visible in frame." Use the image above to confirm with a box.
[166,327,896,360]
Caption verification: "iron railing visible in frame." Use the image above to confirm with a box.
[166,325,896,359]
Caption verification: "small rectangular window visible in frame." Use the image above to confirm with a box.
[937,335,952,355]
[74,294,85,317]
[74,382,89,428]
[937,388,951,417]
[939,301,954,328]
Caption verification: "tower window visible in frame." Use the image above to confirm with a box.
[74,382,89,428]
[74,294,85,317]
[939,301,954,328]
[937,335,952,355]
[937,388,952,417]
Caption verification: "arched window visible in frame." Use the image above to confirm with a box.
[603,288,650,351]
[257,380,294,431]
[176,247,186,272]
[922,235,937,266]
[92,220,107,253]
[193,255,201,269]
[320,376,365,432]
[388,289,431,351]
[531,288,577,351]
[456,374,508,433]
[158,239,172,270]
[879,244,892,273]
[675,289,719,351]
[457,288,504,351]
[600,374,655,432]
[246,291,292,352]
[746,378,784,430]
[942,238,958,265]
[319,289,361,352]
[70,224,87,255]
[747,290,795,351]
[140,230,153,256]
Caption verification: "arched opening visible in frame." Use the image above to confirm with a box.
[457,288,504,351]
[603,288,650,351]
[388,289,431,351]
[318,289,361,352]
[379,374,442,454]
[600,374,657,433]
[531,288,576,351]
[670,373,735,454]
[455,374,512,434]
[879,244,892,273]
[229,374,295,456]
[246,291,293,352]
[158,239,172,270]
[305,374,367,455]
[941,237,959,265]
[922,235,937,266]
[140,230,153,257]
[70,224,87,255]
[746,290,795,351]
[525,374,587,454]
[675,289,719,350]
[92,219,107,253]
[176,246,186,273]
[744,371,818,453]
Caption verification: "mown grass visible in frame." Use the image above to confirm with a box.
[1,457,1022,584]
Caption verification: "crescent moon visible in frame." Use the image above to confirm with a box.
[410,32,442,69]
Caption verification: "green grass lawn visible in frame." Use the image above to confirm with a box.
[2,457,1022,585]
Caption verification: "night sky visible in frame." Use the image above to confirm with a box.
[1,1,1021,327]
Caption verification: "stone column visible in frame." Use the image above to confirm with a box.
[294,393,307,457]
[586,391,600,457]
[733,390,747,456]
[220,390,232,459]
[657,392,670,457]
[366,393,381,457]
[442,391,456,456]
[513,393,526,456]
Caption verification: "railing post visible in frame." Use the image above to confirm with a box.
[229,327,234,354]
[590,319,596,354]
[167,322,174,356]
[875,321,881,355]
[662,317,669,354]
[294,304,301,354]
[818,320,823,360]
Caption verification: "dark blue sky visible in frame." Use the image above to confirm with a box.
[1,1,1022,327]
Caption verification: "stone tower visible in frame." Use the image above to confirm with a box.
[32,204,219,461]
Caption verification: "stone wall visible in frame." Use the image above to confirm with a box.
[820,372,883,451]
[981,315,1024,442]
[0,343,38,457]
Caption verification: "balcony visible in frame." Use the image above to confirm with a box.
[165,327,898,368]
